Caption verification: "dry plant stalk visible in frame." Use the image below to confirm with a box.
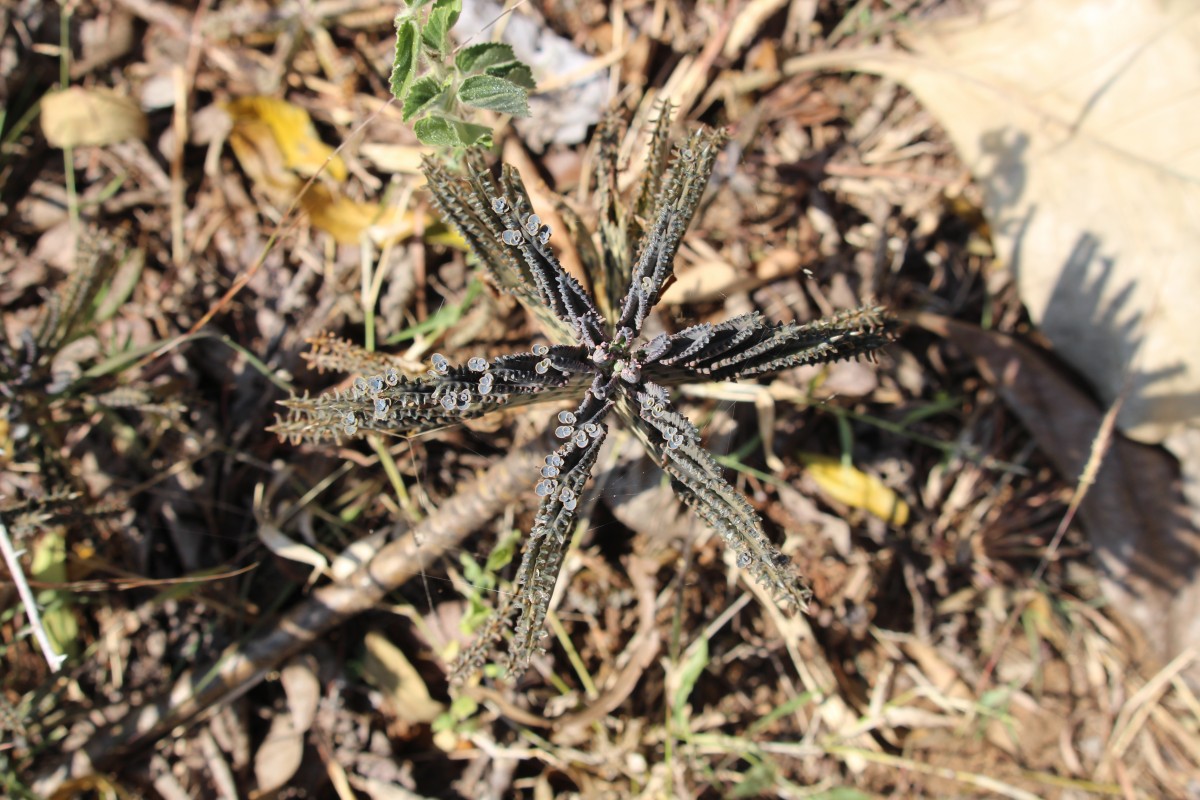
[274,107,896,681]
[30,440,544,792]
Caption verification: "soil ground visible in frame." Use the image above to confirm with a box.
[2,1,1198,798]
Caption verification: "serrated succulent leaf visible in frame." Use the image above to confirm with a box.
[628,103,676,264]
[507,403,610,672]
[450,394,612,681]
[495,165,605,345]
[271,351,591,445]
[423,156,573,342]
[591,114,628,322]
[645,306,897,383]
[615,127,727,337]
[552,198,605,314]
[422,156,605,346]
[614,391,812,611]
[39,236,121,351]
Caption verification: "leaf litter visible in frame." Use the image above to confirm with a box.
[3,1,1198,798]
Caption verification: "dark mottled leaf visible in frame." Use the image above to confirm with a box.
[615,127,728,337]
[614,391,812,611]
[451,392,612,680]
[422,156,605,346]
[270,349,590,445]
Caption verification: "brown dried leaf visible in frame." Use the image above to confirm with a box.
[40,87,147,148]
[361,631,444,724]
[659,248,802,305]
[253,710,304,793]
[279,656,321,734]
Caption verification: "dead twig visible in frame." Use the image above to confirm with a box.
[31,437,546,794]
[0,516,65,672]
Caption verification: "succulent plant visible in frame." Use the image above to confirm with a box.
[274,108,896,680]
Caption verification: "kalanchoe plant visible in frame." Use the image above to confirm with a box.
[274,109,896,681]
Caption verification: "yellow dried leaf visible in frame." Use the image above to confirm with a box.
[299,185,406,244]
[41,87,147,148]
[225,96,346,181]
[359,142,434,174]
[800,453,910,525]
[224,97,459,246]
[0,417,10,468]
[226,114,300,206]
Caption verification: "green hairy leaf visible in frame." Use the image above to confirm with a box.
[387,1,535,150]
[402,75,450,122]
[486,62,535,89]
[421,0,461,53]
[389,18,421,102]
[413,115,493,148]
[457,75,530,117]
[456,42,518,74]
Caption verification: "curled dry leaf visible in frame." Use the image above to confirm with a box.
[223,96,428,244]
[660,248,803,305]
[359,142,435,174]
[257,523,328,585]
[40,87,147,148]
[279,656,321,734]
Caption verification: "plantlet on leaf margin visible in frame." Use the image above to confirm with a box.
[273,105,898,683]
